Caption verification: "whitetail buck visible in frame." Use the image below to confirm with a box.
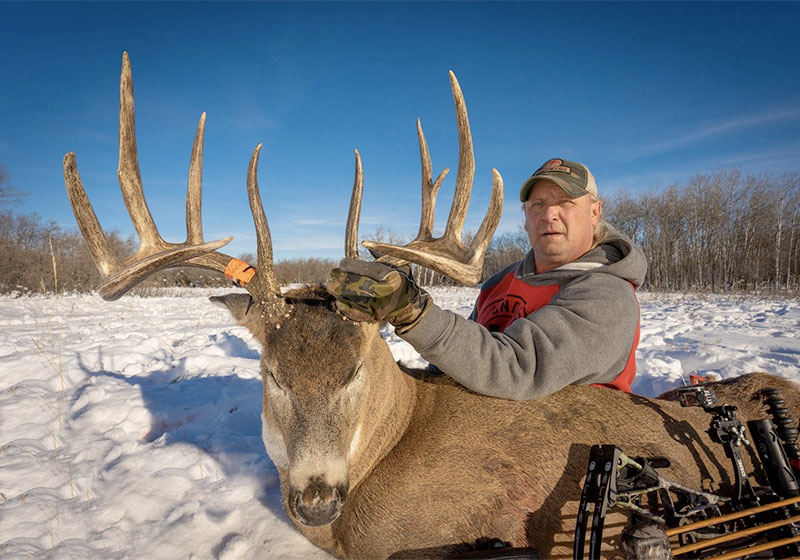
[65,53,800,559]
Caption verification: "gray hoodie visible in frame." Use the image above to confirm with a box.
[401,232,648,400]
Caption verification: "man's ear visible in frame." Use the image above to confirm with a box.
[210,293,254,323]
[591,199,603,225]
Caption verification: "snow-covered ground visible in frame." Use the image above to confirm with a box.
[1,287,799,559]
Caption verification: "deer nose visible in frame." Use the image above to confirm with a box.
[291,477,348,527]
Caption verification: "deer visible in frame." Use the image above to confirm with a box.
[64,52,800,559]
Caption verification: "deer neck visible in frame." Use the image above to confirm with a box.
[347,327,416,489]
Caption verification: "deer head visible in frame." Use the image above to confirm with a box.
[218,285,382,527]
[64,52,502,528]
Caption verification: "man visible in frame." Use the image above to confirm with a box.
[327,158,647,400]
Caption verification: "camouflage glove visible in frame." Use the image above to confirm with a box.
[326,258,432,334]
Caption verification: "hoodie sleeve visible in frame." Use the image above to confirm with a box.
[400,272,640,400]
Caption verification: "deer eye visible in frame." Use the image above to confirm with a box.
[265,367,286,394]
[342,363,366,396]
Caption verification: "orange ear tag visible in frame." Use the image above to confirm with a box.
[690,374,709,386]
[224,258,256,287]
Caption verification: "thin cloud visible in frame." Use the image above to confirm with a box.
[272,234,344,252]
[291,217,343,227]
[287,214,385,229]
[351,214,384,227]
[635,106,800,157]
[206,229,343,256]
[715,140,800,171]
[605,141,800,194]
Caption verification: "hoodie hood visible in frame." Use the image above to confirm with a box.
[518,231,647,288]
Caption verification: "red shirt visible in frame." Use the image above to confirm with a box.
[475,271,639,393]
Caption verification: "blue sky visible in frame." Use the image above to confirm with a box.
[2,1,799,261]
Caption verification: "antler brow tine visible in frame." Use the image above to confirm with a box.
[345,149,364,260]
[186,112,206,244]
[245,144,285,305]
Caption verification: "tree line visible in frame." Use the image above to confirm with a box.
[1,165,798,295]
[604,170,800,292]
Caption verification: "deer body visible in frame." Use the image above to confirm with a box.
[216,287,800,559]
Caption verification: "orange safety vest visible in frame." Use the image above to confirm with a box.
[475,271,639,393]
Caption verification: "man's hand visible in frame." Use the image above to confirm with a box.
[326,258,432,334]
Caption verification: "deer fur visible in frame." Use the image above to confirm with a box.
[212,285,800,559]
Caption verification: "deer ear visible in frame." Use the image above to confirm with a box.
[210,293,254,322]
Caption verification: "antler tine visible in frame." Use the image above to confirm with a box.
[470,168,504,259]
[345,150,364,259]
[442,70,474,244]
[63,153,121,277]
[245,145,287,311]
[118,51,163,253]
[186,112,206,244]
[359,71,504,286]
[345,132,448,265]
[415,119,449,242]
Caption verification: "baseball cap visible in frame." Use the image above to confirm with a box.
[519,158,598,202]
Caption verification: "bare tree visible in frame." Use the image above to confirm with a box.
[0,165,23,211]
[482,228,529,279]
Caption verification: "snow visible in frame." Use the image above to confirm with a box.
[1,287,799,559]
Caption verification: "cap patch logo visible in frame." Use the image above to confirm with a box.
[534,158,571,176]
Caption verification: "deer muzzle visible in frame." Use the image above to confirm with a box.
[290,476,349,527]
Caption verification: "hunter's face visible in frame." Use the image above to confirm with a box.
[524,180,602,273]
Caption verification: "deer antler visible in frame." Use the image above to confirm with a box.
[64,52,285,314]
[346,71,503,286]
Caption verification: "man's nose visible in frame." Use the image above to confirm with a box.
[541,204,559,221]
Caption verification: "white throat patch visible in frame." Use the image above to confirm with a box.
[348,423,362,462]
[261,412,289,470]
